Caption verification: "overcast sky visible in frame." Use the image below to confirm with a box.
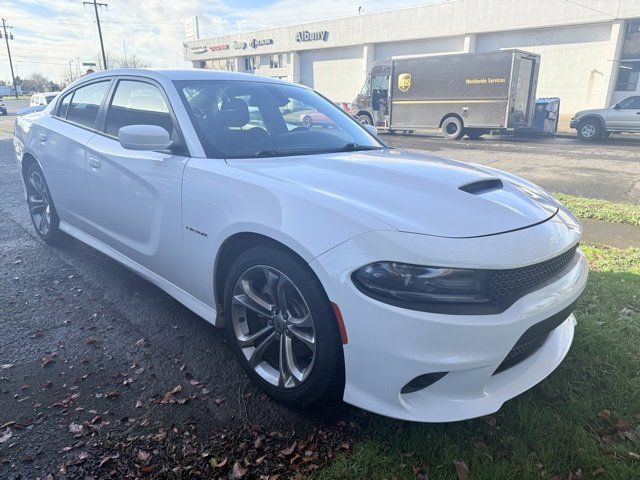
[0,0,439,83]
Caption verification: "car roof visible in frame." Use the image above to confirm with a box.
[76,68,296,87]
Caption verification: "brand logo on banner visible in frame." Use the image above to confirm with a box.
[296,30,329,42]
[250,38,273,48]
[189,46,207,55]
[233,41,247,50]
[398,73,412,92]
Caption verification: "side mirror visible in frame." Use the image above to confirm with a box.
[363,124,378,136]
[118,125,173,151]
[613,103,621,110]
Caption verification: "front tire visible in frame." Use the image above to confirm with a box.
[302,115,313,128]
[24,162,67,245]
[577,118,602,141]
[357,113,372,126]
[441,116,464,140]
[223,245,344,407]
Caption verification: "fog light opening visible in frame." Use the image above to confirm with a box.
[401,372,448,394]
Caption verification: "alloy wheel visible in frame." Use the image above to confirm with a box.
[26,170,52,236]
[580,123,596,138]
[231,265,317,389]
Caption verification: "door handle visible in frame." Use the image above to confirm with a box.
[88,157,102,170]
[38,133,47,143]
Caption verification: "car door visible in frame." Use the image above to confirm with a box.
[607,96,640,131]
[84,77,189,285]
[36,79,112,230]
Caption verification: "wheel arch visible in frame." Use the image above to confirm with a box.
[212,231,324,317]
[577,114,605,129]
[356,111,373,123]
[439,113,464,128]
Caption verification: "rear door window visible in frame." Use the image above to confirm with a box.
[66,81,110,129]
[105,80,174,137]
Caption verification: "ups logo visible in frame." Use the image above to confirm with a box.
[398,73,412,92]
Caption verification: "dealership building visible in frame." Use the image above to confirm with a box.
[184,0,640,127]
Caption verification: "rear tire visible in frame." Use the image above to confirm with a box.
[223,245,344,407]
[24,162,67,245]
[302,115,313,128]
[441,116,464,140]
[577,118,602,141]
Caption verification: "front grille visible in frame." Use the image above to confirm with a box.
[489,244,578,304]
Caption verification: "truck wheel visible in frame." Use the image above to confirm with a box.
[441,116,464,140]
[577,118,601,141]
[465,128,486,140]
[357,114,372,126]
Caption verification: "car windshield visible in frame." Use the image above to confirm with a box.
[174,79,384,159]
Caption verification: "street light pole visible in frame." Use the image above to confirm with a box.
[1,18,18,99]
[83,0,108,70]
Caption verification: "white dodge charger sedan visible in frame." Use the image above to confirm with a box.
[13,69,588,422]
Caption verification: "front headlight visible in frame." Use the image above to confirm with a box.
[351,262,491,313]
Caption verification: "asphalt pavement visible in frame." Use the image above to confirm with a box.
[1,100,639,477]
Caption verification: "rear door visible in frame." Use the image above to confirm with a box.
[37,79,112,229]
[84,77,189,284]
[607,96,640,131]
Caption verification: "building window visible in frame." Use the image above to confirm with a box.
[615,62,640,92]
[627,20,640,33]
[205,58,235,71]
[244,56,259,71]
[270,54,285,69]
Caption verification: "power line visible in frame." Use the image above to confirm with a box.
[83,0,108,69]
[563,0,616,18]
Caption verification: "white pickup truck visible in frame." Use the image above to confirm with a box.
[570,96,640,140]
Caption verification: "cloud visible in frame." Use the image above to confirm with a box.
[0,0,436,83]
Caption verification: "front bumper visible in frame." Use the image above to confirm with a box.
[569,118,578,129]
[310,215,587,422]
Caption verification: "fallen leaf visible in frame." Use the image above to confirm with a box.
[597,410,612,422]
[69,423,83,434]
[230,461,247,478]
[135,338,146,347]
[0,428,13,444]
[281,442,297,456]
[592,467,605,477]
[161,385,182,404]
[629,452,640,461]
[453,459,469,480]
[616,419,631,431]
[141,465,154,474]
[137,449,151,462]
[0,364,14,370]
[99,453,119,467]
[42,355,55,367]
[209,457,228,468]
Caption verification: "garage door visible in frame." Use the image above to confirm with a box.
[299,46,364,103]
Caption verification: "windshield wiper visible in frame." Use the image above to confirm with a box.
[336,143,384,152]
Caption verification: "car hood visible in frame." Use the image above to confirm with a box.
[227,148,559,238]
[574,108,607,118]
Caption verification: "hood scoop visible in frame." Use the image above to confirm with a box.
[459,178,503,195]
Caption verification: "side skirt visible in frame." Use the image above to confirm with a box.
[59,221,219,326]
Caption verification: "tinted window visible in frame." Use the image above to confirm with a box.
[55,93,72,118]
[105,80,173,137]
[66,81,110,128]
[619,96,640,109]
[175,80,383,159]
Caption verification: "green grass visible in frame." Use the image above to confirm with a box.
[555,193,640,226]
[315,245,640,480]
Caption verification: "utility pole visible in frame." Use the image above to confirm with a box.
[83,0,108,70]
[1,18,18,99]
